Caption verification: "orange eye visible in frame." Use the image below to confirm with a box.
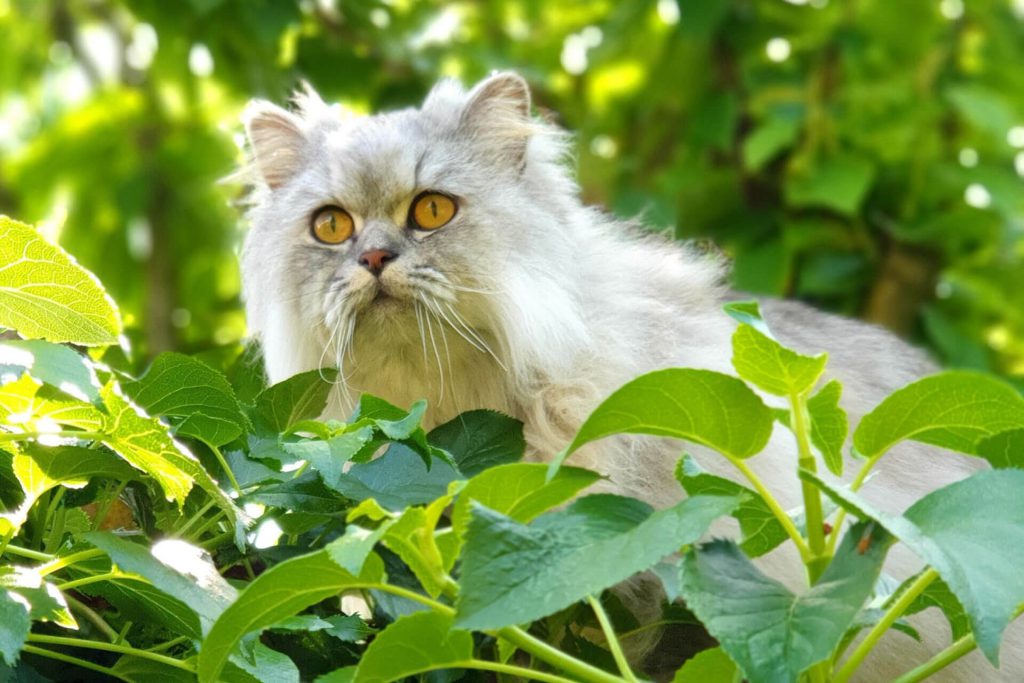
[311,207,354,244]
[411,192,457,230]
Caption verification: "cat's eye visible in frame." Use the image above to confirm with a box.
[311,207,354,244]
[410,192,457,231]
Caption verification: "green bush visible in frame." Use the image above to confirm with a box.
[2,217,1023,682]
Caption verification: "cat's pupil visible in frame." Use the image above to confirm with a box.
[430,200,438,218]
[328,214,336,233]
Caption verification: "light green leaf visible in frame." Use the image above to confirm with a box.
[427,409,525,477]
[224,642,299,683]
[784,154,876,216]
[316,666,356,683]
[354,611,472,683]
[0,339,100,403]
[731,319,828,397]
[976,429,1024,469]
[456,493,737,630]
[807,381,848,476]
[743,117,801,172]
[679,522,892,683]
[804,468,1024,664]
[853,371,1024,461]
[111,655,198,683]
[0,592,30,666]
[198,549,382,682]
[672,646,738,682]
[0,216,121,345]
[123,353,248,447]
[676,455,787,557]
[252,369,338,434]
[0,373,103,432]
[556,369,773,474]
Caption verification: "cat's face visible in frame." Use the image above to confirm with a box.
[241,74,579,402]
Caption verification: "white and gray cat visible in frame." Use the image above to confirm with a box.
[239,72,1021,681]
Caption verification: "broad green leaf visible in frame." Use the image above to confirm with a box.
[281,426,372,488]
[807,381,848,476]
[123,353,248,447]
[676,455,787,557]
[427,409,525,476]
[0,592,30,666]
[853,372,1024,460]
[456,493,737,630]
[557,369,773,473]
[346,396,455,469]
[679,522,892,683]
[731,322,828,397]
[330,444,460,511]
[243,471,348,514]
[317,666,356,683]
[198,549,382,682]
[672,646,738,682]
[451,463,601,539]
[224,642,299,683]
[380,493,456,598]
[0,216,121,345]
[742,117,801,172]
[252,368,338,434]
[84,532,236,636]
[326,521,394,576]
[805,468,1024,664]
[897,572,971,642]
[75,573,202,639]
[0,373,103,432]
[0,339,100,403]
[354,611,472,683]
[784,154,875,216]
[976,429,1024,469]
[0,565,76,630]
[111,655,198,683]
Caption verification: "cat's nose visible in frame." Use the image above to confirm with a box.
[358,249,398,275]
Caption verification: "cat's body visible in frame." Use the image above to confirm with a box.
[240,73,1021,681]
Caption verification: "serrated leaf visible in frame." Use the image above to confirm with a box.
[456,493,737,630]
[0,216,121,345]
[198,549,382,682]
[672,646,738,682]
[330,444,459,511]
[804,468,1024,664]
[243,471,348,514]
[224,642,299,683]
[427,409,525,477]
[123,353,248,447]
[354,611,471,683]
[84,532,236,636]
[807,381,848,476]
[280,426,372,488]
[679,522,892,683]
[853,372,1024,461]
[452,463,601,539]
[676,455,788,557]
[556,369,773,474]
[346,396,455,469]
[976,429,1024,469]
[252,369,338,434]
[0,339,100,403]
[731,318,828,397]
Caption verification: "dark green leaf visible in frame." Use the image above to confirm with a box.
[428,409,525,477]
[253,369,338,434]
[354,611,471,683]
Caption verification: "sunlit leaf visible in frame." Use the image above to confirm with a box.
[354,611,472,683]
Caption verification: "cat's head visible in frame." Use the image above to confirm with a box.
[240,73,589,399]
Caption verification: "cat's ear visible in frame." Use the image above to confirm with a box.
[460,72,534,167]
[243,101,307,189]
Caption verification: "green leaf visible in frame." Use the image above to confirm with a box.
[672,646,738,682]
[330,445,460,511]
[243,471,348,514]
[976,429,1024,469]
[0,592,30,667]
[110,656,198,683]
[0,339,100,403]
[0,373,104,432]
[676,455,787,557]
[897,572,971,642]
[346,396,455,469]
[84,532,236,636]
[679,522,892,683]
[198,549,382,682]
[452,463,601,539]
[805,468,1024,664]
[316,666,356,683]
[456,493,737,630]
[0,565,76,633]
[784,154,876,216]
[224,642,299,683]
[728,301,828,397]
[807,381,848,476]
[252,369,338,434]
[123,353,248,447]
[0,216,121,345]
[743,117,801,172]
[427,409,525,477]
[853,372,1024,461]
[354,611,472,683]
[281,427,371,488]
[557,369,773,473]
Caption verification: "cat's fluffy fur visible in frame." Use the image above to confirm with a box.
[240,73,1021,681]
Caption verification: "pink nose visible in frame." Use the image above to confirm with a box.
[358,249,397,275]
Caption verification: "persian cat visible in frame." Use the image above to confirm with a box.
[240,72,1020,681]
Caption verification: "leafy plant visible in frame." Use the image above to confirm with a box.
[2,216,1023,683]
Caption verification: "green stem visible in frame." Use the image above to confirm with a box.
[826,454,880,555]
[459,659,584,683]
[38,548,106,576]
[0,529,19,559]
[497,625,626,683]
[209,443,241,494]
[65,594,119,642]
[25,634,195,672]
[587,595,637,683]
[175,499,218,537]
[728,456,811,561]
[790,391,829,583]
[185,509,227,542]
[834,568,939,683]
[0,431,106,443]
[57,570,132,592]
[0,543,52,561]
[21,644,130,682]
[147,635,191,653]
[889,635,973,683]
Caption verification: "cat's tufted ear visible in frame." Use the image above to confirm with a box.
[243,101,307,189]
[459,72,534,167]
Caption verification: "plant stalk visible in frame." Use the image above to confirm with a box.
[25,634,195,671]
[728,456,811,560]
[790,391,829,582]
[587,594,638,683]
[21,644,130,682]
[889,634,976,683]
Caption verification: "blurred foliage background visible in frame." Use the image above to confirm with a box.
[1,0,1023,387]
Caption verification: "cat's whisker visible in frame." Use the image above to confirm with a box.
[422,304,445,403]
[414,301,430,366]
[424,298,488,354]
[424,297,508,373]
[431,305,459,413]
[441,301,504,363]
